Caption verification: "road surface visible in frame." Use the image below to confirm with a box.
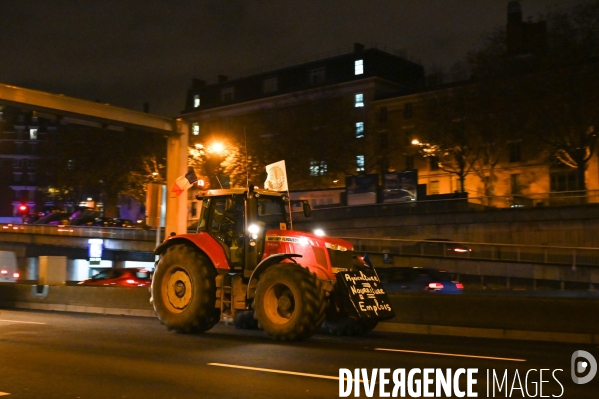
[0,309,597,398]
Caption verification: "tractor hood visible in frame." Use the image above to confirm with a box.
[262,229,354,280]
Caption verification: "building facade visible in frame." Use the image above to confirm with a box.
[0,107,59,218]
[181,43,425,191]
[180,2,599,210]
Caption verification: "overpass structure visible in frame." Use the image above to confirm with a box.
[1,223,597,289]
[0,83,189,235]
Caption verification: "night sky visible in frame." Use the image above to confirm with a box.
[0,0,577,117]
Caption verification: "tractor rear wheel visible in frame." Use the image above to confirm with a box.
[151,244,219,333]
[253,264,325,341]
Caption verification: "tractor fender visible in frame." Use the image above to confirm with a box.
[246,253,302,300]
[154,233,231,270]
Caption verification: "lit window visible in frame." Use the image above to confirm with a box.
[355,93,364,107]
[221,87,234,103]
[355,122,364,138]
[309,161,327,176]
[355,59,364,75]
[192,123,200,136]
[193,95,200,108]
[263,77,278,93]
[356,155,365,172]
[29,128,37,140]
[309,67,326,85]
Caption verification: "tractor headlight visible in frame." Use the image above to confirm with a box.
[248,223,260,240]
[313,228,325,237]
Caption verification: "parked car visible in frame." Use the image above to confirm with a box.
[91,217,134,228]
[78,268,152,287]
[382,188,416,202]
[32,211,72,225]
[377,267,464,294]
[69,210,102,226]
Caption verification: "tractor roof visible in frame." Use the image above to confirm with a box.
[195,188,286,199]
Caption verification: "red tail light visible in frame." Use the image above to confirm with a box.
[0,270,7,275]
[456,283,464,289]
[13,272,19,279]
[428,282,444,290]
[126,279,137,285]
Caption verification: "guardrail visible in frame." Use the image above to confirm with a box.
[342,237,599,268]
[3,224,599,268]
[0,223,157,241]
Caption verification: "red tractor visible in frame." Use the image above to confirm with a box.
[151,187,394,341]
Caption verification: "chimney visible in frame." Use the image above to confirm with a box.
[354,43,365,52]
[192,78,206,88]
[218,75,228,83]
[507,1,523,25]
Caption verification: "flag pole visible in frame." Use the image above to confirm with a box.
[244,126,249,189]
[287,188,293,230]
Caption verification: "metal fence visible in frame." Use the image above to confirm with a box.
[343,237,599,268]
[0,223,157,242]
[467,189,599,209]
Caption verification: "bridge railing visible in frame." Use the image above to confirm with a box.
[342,237,599,268]
[3,223,599,268]
[1,223,157,241]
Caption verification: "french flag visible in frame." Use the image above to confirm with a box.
[171,167,198,196]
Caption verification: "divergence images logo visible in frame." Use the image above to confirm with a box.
[571,350,597,385]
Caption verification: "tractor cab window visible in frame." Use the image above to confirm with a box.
[257,196,288,230]
[208,196,245,267]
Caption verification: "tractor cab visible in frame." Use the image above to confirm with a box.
[194,188,293,274]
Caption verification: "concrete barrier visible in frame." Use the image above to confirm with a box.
[1,283,596,343]
[0,283,154,317]
[380,293,599,344]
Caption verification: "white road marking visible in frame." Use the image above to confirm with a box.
[0,319,46,325]
[207,363,363,382]
[375,348,526,362]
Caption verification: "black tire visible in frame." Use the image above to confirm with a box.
[151,244,219,333]
[322,288,378,336]
[253,263,325,341]
[233,310,259,330]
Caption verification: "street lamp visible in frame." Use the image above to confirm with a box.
[208,142,225,154]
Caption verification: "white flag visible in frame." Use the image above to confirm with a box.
[264,160,288,192]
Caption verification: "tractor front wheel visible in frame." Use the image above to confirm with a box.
[253,264,325,341]
[151,244,219,333]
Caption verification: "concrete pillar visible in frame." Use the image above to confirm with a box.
[39,256,67,286]
[165,118,189,236]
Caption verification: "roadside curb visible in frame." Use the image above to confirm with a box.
[1,301,155,318]
[3,301,595,344]
[376,322,599,344]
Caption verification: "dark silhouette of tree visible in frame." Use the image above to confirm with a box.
[39,123,165,216]
[466,0,599,192]
[418,87,481,193]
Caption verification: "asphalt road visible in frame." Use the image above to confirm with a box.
[0,310,597,399]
